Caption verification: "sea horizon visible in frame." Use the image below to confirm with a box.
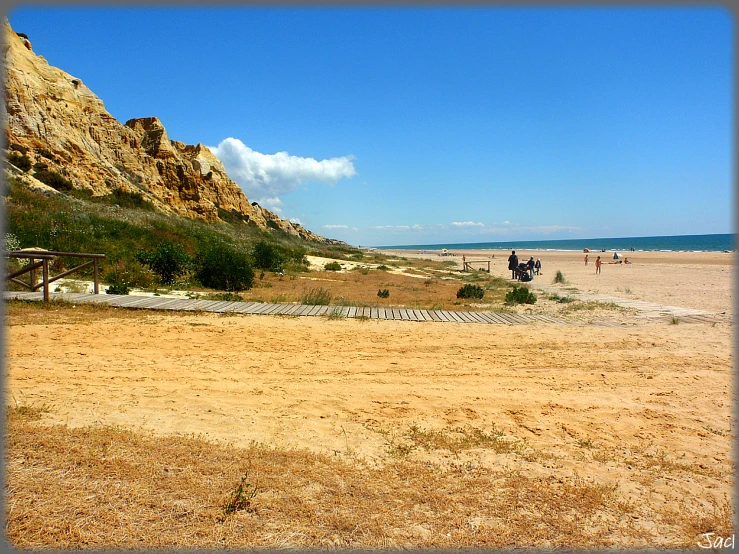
[374,233,735,253]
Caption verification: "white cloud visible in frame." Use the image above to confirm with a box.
[452,221,485,227]
[372,225,411,231]
[323,224,349,229]
[255,196,283,214]
[209,137,357,206]
[289,218,302,225]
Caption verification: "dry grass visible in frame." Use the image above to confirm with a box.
[241,268,512,311]
[7,405,732,549]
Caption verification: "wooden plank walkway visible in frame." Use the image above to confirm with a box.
[4,291,587,326]
[6,290,727,326]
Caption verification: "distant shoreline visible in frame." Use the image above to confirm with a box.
[372,232,735,253]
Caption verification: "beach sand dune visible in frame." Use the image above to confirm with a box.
[381,249,734,316]
[4,249,734,547]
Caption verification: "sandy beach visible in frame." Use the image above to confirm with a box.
[379,248,734,316]
[5,249,735,547]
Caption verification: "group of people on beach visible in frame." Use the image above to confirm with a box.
[586,252,632,274]
[507,251,541,281]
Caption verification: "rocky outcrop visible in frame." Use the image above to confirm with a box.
[3,19,337,243]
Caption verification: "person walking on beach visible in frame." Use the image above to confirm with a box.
[534,257,541,275]
[508,250,518,279]
[584,254,589,265]
[527,256,535,279]
[595,256,602,274]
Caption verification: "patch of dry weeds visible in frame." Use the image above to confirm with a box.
[6,407,733,549]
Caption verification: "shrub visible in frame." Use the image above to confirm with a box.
[4,232,21,251]
[103,259,154,294]
[505,286,537,305]
[217,207,242,225]
[324,261,342,271]
[252,240,282,271]
[135,240,192,285]
[194,242,254,291]
[377,289,390,298]
[456,284,485,299]
[553,270,566,284]
[377,265,389,271]
[106,282,129,295]
[284,261,309,274]
[7,151,31,172]
[108,188,153,211]
[301,287,332,305]
[33,169,73,191]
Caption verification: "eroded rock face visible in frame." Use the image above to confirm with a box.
[3,18,335,243]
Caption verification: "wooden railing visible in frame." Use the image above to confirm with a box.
[463,260,491,273]
[4,250,106,301]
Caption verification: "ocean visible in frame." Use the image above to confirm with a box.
[378,233,736,253]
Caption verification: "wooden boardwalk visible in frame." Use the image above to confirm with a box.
[3,291,625,327]
[6,289,725,326]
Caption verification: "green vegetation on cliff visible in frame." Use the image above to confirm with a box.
[3,175,360,291]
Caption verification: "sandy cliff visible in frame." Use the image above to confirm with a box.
[3,19,335,243]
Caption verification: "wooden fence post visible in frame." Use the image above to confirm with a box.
[93,258,99,294]
[42,258,49,301]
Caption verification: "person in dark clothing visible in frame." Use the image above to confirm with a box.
[517,262,529,281]
[508,250,518,279]
[526,256,535,279]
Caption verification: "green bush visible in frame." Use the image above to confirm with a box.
[505,286,537,305]
[108,188,154,211]
[103,259,154,294]
[456,284,485,299]
[377,289,390,298]
[252,240,282,271]
[194,242,254,291]
[553,270,566,284]
[135,240,192,285]
[33,169,73,191]
[7,151,31,172]
[105,282,129,295]
[324,261,342,271]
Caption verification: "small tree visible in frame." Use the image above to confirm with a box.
[195,242,254,291]
[252,240,282,271]
[135,240,191,285]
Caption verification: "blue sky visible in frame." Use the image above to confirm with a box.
[7,6,734,246]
